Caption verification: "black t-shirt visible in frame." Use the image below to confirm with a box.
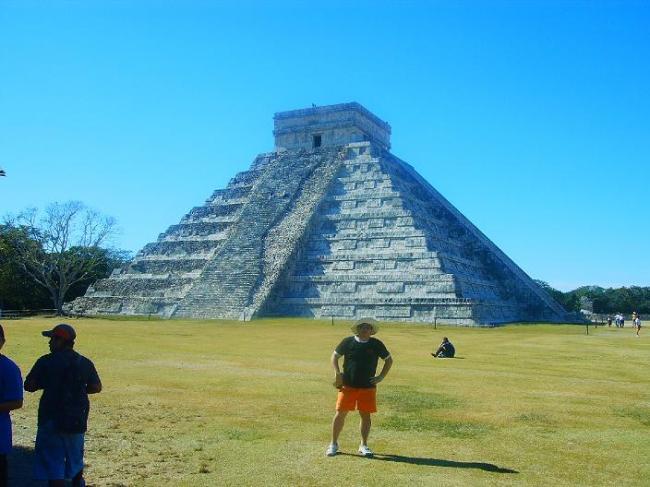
[25,349,101,426]
[335,336,390,388]
[443,342,455,357]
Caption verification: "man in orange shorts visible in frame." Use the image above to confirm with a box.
[326,318,393,457]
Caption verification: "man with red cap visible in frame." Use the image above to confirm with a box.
[0,324,23,487]
[24,324,102,487]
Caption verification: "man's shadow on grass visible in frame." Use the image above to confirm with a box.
[339,452,517,473]
[8,445,41,486]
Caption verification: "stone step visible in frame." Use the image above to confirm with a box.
[303,250,440,261]
[126,259,207,274]
[321,208,413,220]
[279,297,471,305]
[180,214,239,225]
[315,228,427,240]
[289,273,453,282]
[141,240,222,257]
[208,186,252,202]
[164,221,232,237]
[186,203,244,220]
[174,149,345,318]
[325,189,402,202]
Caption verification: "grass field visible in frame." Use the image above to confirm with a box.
[3,317,649,486]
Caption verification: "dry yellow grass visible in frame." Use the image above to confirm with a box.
[4,317,649,486]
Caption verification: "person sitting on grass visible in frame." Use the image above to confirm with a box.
[432,337,455,358]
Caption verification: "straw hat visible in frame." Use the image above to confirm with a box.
[351,318,379,335]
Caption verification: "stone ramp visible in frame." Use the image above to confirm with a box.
[171,147,345,319]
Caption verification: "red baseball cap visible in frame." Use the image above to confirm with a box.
[42,323,76,341]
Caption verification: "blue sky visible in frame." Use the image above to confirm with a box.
[1,1,648,291]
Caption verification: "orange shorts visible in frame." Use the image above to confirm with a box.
[336,387,377,413]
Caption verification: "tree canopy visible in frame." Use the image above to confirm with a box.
[1,202,130,314]
[536,280,650,315]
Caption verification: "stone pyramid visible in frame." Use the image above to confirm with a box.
[70,103,568,325]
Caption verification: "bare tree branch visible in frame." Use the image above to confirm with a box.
[3,201,118,314]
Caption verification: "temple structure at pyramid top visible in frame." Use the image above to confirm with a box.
[69,102,569,325]
[274,102,391,151]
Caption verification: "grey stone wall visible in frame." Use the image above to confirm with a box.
[274,103,391,151]
[262,142,568,325]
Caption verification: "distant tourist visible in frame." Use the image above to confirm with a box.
[326,318,393,458]
[432,337,456,358]
[615,313,623,327]
[24,324,102,487]
[633,314,641,337]
[0,324,23,487]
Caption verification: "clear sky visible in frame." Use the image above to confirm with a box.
[1,1,648,291]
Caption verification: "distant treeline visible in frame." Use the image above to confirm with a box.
[0,226,131,311]
[2,221,648,315]
[535,281,650,315]
[0,246,131,311]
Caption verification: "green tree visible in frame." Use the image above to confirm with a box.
[66,247,131,300]
[0,225,51,310]
[3,201,118,315]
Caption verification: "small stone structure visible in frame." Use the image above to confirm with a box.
[69,102,569,325]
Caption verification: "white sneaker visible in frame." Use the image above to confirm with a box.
[326,443,339,456]
[358,445,374,457]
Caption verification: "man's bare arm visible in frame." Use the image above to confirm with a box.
[24,377,40,392]
[87,380,102,394]
[331,352,343,388]
[0,400,23,412]
[370,355,393,384]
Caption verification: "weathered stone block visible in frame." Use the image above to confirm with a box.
[396,217,414,226]
[320,305,355,317]
[370,238,390,248]
[404,237,425,247]
[333,261,354,270]
[334,240,357,251]
[366,199,381,208]
[373,260,396,270]
[375,306,411,318]
[328,282,357,293]
[377,283,405,293]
